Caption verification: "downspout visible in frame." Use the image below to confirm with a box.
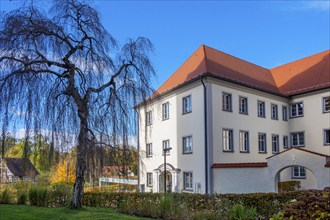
[134,108,140,192]
[201,76,208,194]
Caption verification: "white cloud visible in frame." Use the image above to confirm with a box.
[303,1,330,11]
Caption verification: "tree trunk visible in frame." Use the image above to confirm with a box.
[70,109,88,209]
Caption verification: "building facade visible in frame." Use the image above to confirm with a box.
[0,157,40,183]
[137,45,330,194]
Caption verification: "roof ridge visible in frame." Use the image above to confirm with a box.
[202,45,270,71]
[154,45,207,95]
[271,49,330,70]
[201,44,208,73]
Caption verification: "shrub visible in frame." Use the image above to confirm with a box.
[280,189,330,220]
[1,188,11,204]
[278,181,301,193]
[17,192,28,205]
[48,183,72,207]
[28,186,48,206]
[230,204,256,220]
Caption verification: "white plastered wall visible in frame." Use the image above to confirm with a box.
[289,89,330,155]
[210,79,290,164]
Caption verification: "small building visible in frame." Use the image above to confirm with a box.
[98,166,137,187]
[0,157,40,183]
[101,166,135,177]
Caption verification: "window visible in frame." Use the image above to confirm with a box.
[258,133,267,153]
[271,104,278,120]
[324,129,330,145]
[183,172,193,190]
[257,101,265,117]
[282,106,288,121]
[323,96,330,113]
[183,136,193,153]
[223,129,233,151]
[147,173,153,186]
[272,135,279,153]
[222,92,232,111]
[12,176,19,183]
[291,132,305,147]
[239,96,248,114]
[292,166,306,179]
[23,176,30,181]
[146,111,152,125]
[146,143,153,157]
[283,136,289,149]
[162,140,170,155]
[239,131,249,152]
[162,102,170,120]
[182,95,192,114]
[290,102,304,118]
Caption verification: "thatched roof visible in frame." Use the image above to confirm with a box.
[3,158,39,177]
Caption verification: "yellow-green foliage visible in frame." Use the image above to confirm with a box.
[278,181,301,193]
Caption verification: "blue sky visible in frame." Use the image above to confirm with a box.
[1,0,329,90]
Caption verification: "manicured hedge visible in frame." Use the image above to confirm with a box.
[82,191,305,219]
[1,184,329,220]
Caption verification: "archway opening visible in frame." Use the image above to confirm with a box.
[274,165,318,192]
[159,171,172,193]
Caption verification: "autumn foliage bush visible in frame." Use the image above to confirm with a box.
[279,189,330,220]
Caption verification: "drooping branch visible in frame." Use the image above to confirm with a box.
[1,0,155,209]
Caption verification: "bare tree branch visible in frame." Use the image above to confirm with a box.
[0,0,154,209]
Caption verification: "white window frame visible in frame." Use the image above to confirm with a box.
[162,102,170,120]
[146,111,152,125]
[12,176,19,183]
[239,130,249,152]
[183,136,193,154]
[324,129,330,145]
[282,106,288,121]
[222,92,232,112]
[290,102,304,118]
[183,172,193,190]
[323,96,330,113]
[146,173,153,186]
[239,96,248,114]
[283,135,289,149]
[292,166,306,179]
[223,129,233,152]
[258,133,267,153]
[257,101,265,118]
[162,140,170,155]
[182,95,192,114]
[272,134,279,153]
[291,132,305,147]
[146,143,153,157]
[271,104,278,120]
[23,176,30,181]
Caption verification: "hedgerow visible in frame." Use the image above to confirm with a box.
[1,183,328,220]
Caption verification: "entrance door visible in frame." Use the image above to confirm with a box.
[159,171,172,192]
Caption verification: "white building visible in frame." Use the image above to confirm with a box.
[136,45,330,194]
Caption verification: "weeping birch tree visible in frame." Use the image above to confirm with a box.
[0,0,154,208]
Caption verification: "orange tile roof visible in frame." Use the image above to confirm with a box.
[212,162,268,168]
[154,45,330,97]
[271,50,330,95]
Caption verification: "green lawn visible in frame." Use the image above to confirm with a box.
[0,205,152,220]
